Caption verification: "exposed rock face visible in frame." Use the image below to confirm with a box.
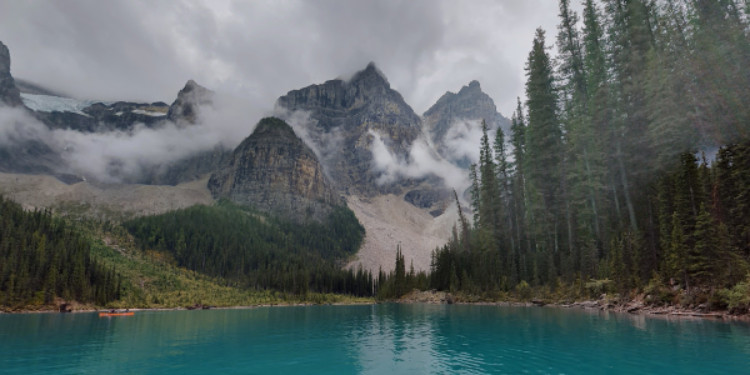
[13,75,221,184]
[32,100,168,133]
[20,80,212,134]
[404,187,451,216]
[26,79,211,135]
[208,117,343,222]
[167,80,213,124]
[138,80,222,185]
[0,41,63,176]
[423,80,510,168]
[0,41,23,107]
[276,63,422,196]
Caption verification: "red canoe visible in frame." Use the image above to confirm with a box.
[98,312,134,317]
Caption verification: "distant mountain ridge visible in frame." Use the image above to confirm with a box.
[0,40,511,272]
[276,62,423,196]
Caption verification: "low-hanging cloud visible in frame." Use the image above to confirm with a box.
[274,108,476,199]
[274,108,346,180]
[0,91,266,183]
[0,106,50,146]
[0,0,577,118]
[369,129,470,195]
[441,119,484,166]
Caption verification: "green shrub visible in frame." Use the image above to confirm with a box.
[719,276,750,314]
[515,280,532,300]
[643,275,676,306]
[584,279,613,298]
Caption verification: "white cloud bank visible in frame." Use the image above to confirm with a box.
[369,129,470,194]
[0,91,267,183]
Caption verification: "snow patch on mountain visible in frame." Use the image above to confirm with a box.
[132,109,166,117]
[20,93,106,116]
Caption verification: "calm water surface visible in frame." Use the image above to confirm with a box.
[1,304,749,374]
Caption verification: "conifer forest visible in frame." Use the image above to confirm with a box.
[424,0,750,310]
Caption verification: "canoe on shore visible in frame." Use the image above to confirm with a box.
[98,312,134,317]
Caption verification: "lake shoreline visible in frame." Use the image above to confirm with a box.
[0,300,376,315]
[4,292,749,323]
[396,290,750,322]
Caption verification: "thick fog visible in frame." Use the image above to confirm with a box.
[0,0,586,185]
[0,0,578,117]
[0,93,266,182]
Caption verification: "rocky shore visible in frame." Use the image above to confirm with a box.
[397,289,750,321]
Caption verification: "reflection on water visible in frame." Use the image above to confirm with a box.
[1,304,749,374]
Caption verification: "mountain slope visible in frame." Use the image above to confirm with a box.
[276,64,467,272]
[345,194,460,274]
[276,63,422,196]
[1,43,469,274]
[208,117,343,223]
[0,172,213,219]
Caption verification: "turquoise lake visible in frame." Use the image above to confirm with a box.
[1,304,749,374]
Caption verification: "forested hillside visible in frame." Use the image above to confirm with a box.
[0,197,120,308]
[123,200,373,296]
[422,0,750,311]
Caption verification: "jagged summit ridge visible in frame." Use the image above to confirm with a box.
[423,80,510,168]
[276,63,422,196]
[348,62,390,86]
[167,79,213,124]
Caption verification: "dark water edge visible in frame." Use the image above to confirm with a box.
[2,303,749,374]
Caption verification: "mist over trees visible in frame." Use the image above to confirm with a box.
[428,0,750,306]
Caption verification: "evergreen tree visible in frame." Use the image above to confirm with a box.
[689,203,717,286]
[495,127,518,285]
[477,120,502,254]
[469,164,481,229]
[524,27,564,262]
[510,98,531,283]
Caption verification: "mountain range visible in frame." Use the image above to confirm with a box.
[0,40,509,273]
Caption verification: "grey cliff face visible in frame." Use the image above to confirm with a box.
[423,80,510,168]
[276,63,422,196]
[167,80,213,124]
[208,117,343,222]
[0,41,63,177]
[0,41,23,107]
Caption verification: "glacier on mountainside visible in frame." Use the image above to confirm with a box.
[20,93,108,116]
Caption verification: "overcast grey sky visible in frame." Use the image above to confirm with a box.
[0,0,580,117]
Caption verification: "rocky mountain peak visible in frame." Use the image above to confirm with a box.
[183,79,200,90]
[423,80,510,168]
[276,63,422,196]
[0,41,23,107]
[0,42,12,77]
[349,62,389,87]
[167,79,213,124]
[208,117,343,223]
[252,115,298,138]
[464,80,481,91]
